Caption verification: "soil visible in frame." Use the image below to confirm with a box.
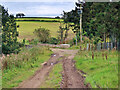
[61,57,87,88]
[18,53,61,88]
[17,48,89,88]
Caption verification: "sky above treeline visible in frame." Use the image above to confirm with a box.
[0,0,117,17]
[0,0,78,17]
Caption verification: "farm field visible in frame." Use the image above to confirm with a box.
[16,21,74,41]
[16,17,63,22]
[74,50,118,88]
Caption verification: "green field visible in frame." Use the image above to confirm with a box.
[17,21,74,42]
[74,50,118,88]
[16,17,63,22]
[17,21,59,40]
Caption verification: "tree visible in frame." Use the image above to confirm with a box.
[63,2,119,45]
[16,13,25,18]
[58,22,64,43]
[61,9,81,44]
[2,6,20,54]
[55,16,60,19]
[58,20,70,44]
[84,2,119,43]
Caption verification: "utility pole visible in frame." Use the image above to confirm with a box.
[76,0,85,42]
[0,5,2,57]
[80,5,82,42]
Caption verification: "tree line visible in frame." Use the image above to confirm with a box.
[61,2,119,45]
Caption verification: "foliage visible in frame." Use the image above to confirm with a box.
[63,2,119,44]
[57,22,70,44]
[29,39,39,45]
[49,37,58,45]
[33,27,50,43]
[55,16,60,19]
[82,2,119,42]
[2,6,21,54]
[16,13,25,18]
[2,46,53,88]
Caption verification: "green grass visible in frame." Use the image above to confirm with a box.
[16,17,63,22]
[17,21,74,42]
[68,45,80,50]
[0,68,1,89]
[2,46,53,88]
[68,42,87,50]
[17,21,60,40]
[74,50,118,88]
[40,63,63,88]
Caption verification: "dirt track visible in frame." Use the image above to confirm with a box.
[18,53,61,88]
[17,48,88,88]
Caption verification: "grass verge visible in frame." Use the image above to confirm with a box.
[40,62,63,88]
[2,46,53,88]
[74,50,118,88]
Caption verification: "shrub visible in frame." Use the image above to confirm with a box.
[33,27,50,43]
[49,37,58,45]
[29,39,39,45]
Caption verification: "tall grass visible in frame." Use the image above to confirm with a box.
[2,46,53,88]
[74,50,118,88]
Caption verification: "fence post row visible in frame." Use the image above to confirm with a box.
[86,42,119,51]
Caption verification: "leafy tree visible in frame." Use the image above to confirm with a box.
[2,6,20,54]
[63,2,119,44]
[55,16,60,19]
[58,21,70,44]
[16,13,25,18]
[61,9,81,44]
[58,22,64,43]
[83,2,119,43]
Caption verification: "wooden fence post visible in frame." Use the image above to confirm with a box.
[92,52,94,60]
[88,44,90,51]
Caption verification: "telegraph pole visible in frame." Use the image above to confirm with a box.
[76,0,85,42]
[80,5,82,42]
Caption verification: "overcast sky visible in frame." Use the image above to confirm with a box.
[0,0,78,17]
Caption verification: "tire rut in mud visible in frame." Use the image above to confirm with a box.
[61,57,88,88]
[17,53,62,88]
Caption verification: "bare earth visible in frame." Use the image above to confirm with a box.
[17,48,88,88]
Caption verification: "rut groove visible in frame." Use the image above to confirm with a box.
[17,48,89,88]
[18,53,61,88]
